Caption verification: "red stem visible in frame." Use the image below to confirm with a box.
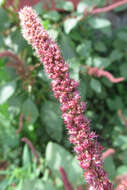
[59,167,74,190]
[0,50,23,65]
[102,148,115,160]
[77,186,82,190]
[92,0,127,14]
[118,110,127,128]
[16,114,24,134]
[21,137,40,165]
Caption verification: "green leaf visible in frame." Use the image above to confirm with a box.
[93,57,111,68]
[0,81,16,104]
[106,96,123,111]
[110,49,123,62]
[94,41,107,52]
[100,26,112,37]
[117,31,127,42]
[0,179,8,190]
[0,0,5,6]
[22,180,55,190]
[60,34,75,60]
[86,57,93,66]
[76,40,92,57]
[41,101,63,142]
[48,29,59,41]
[117,165,127,176]
[33,2,44,15]
[67,157,83,186]
[90,78,101,93]
[70,30,82,41]
[102,78,113,88]
[77,1,89,13]
[77,0,101,13]
[64,17,81,34]
[46,142,83,187]
[78,78,87,99]
[68,58,80,81]
[11,29,27,53]
[0,7,10,31]
[22,144,31,167]
[43,11,61,22]
[37,70,50,82]
[114,135,127,150]
[56,0,74,11]
[42,20,51,30]
[8,94,24,116]
[113,38,127,51]
[120,63,127,79]
[104,156,116,180]
[0,60,10,82]
[0,103,9,118]
[22,98,39,124]
[120,151,127,165]
[0,113,19,149]
[88,17,111,29]
[15,180,23,190]
[77,0,96,13]
[46,142,72,175]
[0,34,4,47]
[114,4,127,12]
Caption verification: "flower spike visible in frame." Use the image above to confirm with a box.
[19,7,112,189]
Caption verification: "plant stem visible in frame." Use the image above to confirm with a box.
[92,0,127,14]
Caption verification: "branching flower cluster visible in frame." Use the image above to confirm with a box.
[19,7,112,189]
[88,66,124,83]
[0,51,34,89]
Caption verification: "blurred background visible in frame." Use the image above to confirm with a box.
[0,0,127,189]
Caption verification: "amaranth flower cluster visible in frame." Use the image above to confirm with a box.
[19,7,112,190]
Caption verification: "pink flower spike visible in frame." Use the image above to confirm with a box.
[19,7,112,189]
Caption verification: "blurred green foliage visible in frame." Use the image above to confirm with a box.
[0,0,127,189]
